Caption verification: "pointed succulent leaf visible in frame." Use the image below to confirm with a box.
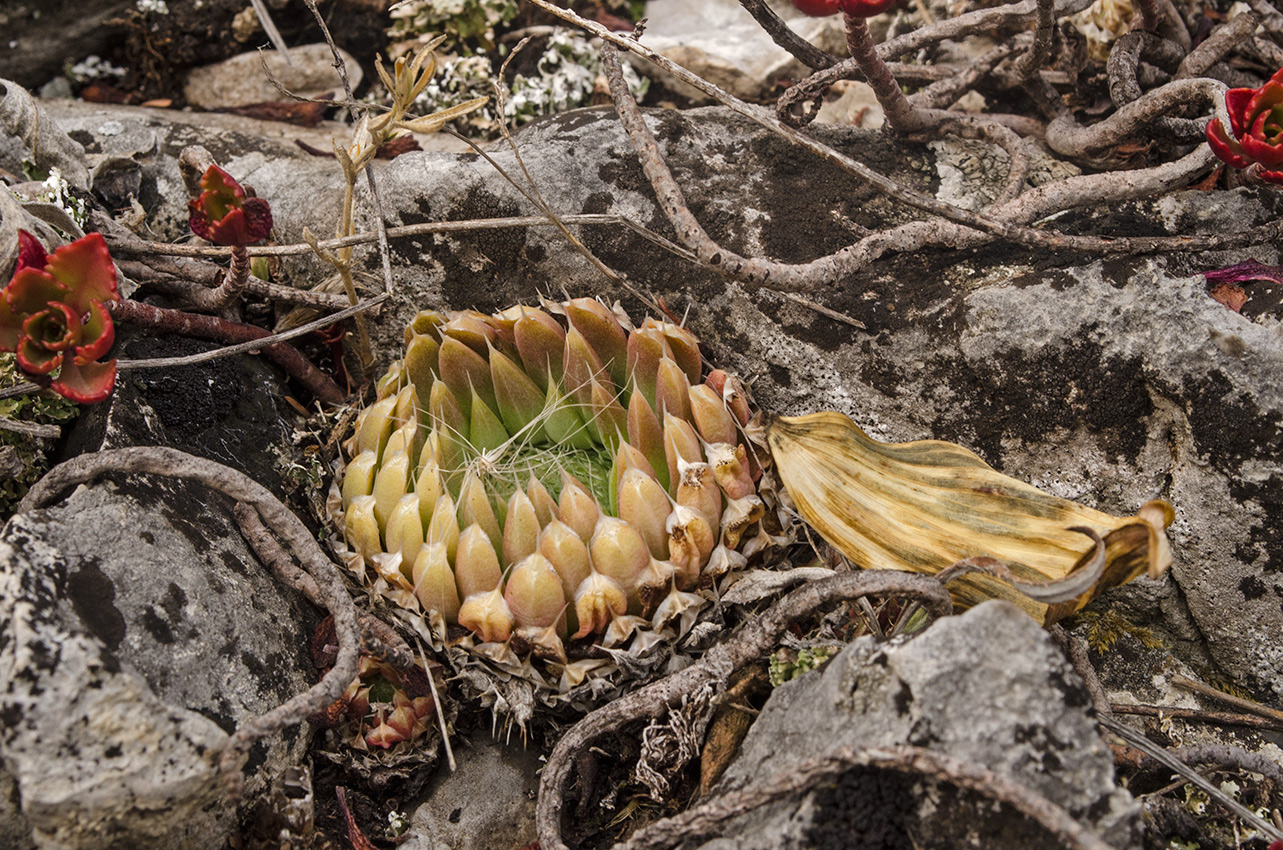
[342,451,380,509]
[527,475,558,527]
[344,496,383,562]
[559,473,601,542]
[458,587,514,643]
[439,335,496,417]
[563,325,608,410]
[626,326,669,409]
[354,395,398,460]
[628,389,668,492]
[504,553,567,632]
[491,344,547,439]
[566,297,628,387]
[455,524,503,598]
[689,383,738,445]
[617,467,671,560]
[458,472,502,553]
[590,378,628,451]
[503,489,541,568]
[372,451,412,533]
[411,542,461,622]
[468,388,509,455]
[539,518,592,603]
[654,356,692,422]
[385,494,425,574]
[513,308,566,390]
[15,230,47,272]
[426,491,460,562]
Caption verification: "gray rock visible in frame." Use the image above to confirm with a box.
[0,473,319,849]
[184,43,362,109]
[704,601,1141,850]
[400,730,543,850]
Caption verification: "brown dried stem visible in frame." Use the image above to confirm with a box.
[536,569,955,850]
[1013,0,1057,81]
[232,502,414,670]
[17,447,361,800]
[1099,716,1283,841]
[107,299,346,404]
[614,745,1116,850]
[736,0,841,70]
[1110,703,1283,734]
[842,14,941,133]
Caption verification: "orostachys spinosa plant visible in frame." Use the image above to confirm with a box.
[332,297,781,707]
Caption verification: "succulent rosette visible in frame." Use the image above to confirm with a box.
[187,165,273,246]
[1207,68,1283,184]
[333,298,775,700]
[0,230,119,403]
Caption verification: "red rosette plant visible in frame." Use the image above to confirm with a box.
[0,230,120,403]
[187,165,273,247]
[1207,68,1283,184]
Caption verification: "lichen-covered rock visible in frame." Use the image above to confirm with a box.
[0,475,318,849]
[703,601,1141,850]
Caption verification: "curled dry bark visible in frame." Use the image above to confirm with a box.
[18,446,361,800]
[535,569,955,850]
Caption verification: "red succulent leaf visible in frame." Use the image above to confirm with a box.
[839,0,897,16]
[42,232,119,315]
[1206,119,1250,168]
[1204,259,1283,287]
[790,0,841,14]
[1224,87,1255,138]
[15,230,48,273]
[1210,68,1283,178]
[23,302,79,352]
[188,165,273,246]
[6,268,69,316]
[16,335,62,375]
[0,301,20,351]
[75,299,116,362]
[1241,109,1283,166]
[51,357,117,404]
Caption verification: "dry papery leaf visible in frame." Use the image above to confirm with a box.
[768,412,1173,625]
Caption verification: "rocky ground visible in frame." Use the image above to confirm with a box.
[2,1,1283,849]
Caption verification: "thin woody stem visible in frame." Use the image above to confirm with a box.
[107,299,345,404]
[842,13,939,133]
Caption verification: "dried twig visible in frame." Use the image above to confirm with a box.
[232,502,414,670]
[614,744,1117,850]
[735,0,841,70]
[1109,703,1283,734]
[1099,716,1283,841]
[536,570,955,850]
[108,299,346,404]
[17,447,361,800]
[113,294,383,382]
[1047,624,1111,717]
[1170,674,1283,724]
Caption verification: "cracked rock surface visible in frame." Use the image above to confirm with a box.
[701,601,1142,849]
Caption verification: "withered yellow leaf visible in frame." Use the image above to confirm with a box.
[767,411,1173,625]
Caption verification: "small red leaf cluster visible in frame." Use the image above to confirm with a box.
[0,231,119,403]
[790,0,897,18]
[188,165,273,247]
[1207,68,1283,184]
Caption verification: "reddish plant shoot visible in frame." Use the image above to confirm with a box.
[1207,68,1283,184]
[188,164,274,246]
[790,0,897,16]
[0,231,120,403]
